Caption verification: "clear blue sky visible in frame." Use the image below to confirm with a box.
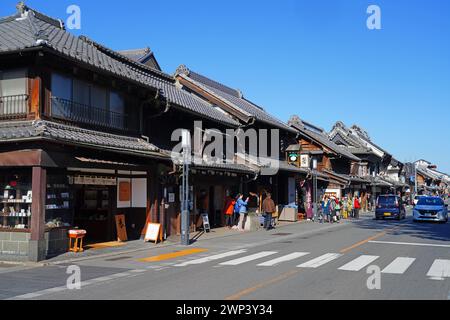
[2,0,449,173]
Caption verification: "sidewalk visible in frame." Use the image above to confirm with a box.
[43,220,304,266]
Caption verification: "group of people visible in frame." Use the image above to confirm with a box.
[316,194,362,223]
[222,192,276,232]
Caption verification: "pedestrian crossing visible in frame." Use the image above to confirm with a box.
[168,249,450,281]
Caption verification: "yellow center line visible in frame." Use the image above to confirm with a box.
[138,248,208,262]
[225,223,404,300]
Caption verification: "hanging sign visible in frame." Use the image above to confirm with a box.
[144,223,161,243]
[119,181,131,201]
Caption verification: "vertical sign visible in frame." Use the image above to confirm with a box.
[115,214,128,242]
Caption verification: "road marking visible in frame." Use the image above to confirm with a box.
[226,224,400,300]
[369,241,450,248]
[220,252,278,266]
[382,257,416,274]
[257,252,310,267]
[129,269,147,273]
[225,269,300,301]
[174,250,247,267]
[427,260,450,280]
[297,253,342,269]
[338,255,379,272]
[339,225,402,254]
[137,248,208,262]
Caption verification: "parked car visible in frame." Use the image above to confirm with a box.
[375,195,406,220]
[413,196,448,223]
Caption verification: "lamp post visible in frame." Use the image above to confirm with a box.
[312,158,318,220]
[181,130,191,246]
[372,171,376,212]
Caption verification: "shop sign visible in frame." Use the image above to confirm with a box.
[300,155,310,168]
[72,175,117,186]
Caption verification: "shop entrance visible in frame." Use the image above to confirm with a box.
[73,185,115,243]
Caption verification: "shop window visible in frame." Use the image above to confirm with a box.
[45,172,73,229]
[0,169,32,231]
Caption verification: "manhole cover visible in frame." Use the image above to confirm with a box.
[105,256,132,261]
[271,233,293,236]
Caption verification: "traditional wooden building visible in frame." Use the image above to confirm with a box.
[329,121,406,204]
[173,65,305,213]
[0,3,253,261]
[287,116,363,218]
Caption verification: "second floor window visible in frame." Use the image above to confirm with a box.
[51,72,126,130]
[0,69,27,116]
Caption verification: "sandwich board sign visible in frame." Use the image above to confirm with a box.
[201,213,210,233]
[144,223,161,243]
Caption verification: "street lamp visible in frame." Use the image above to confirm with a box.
[312,158,318,221]
[181,130,191,246]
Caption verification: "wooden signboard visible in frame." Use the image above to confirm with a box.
[144,223,161,243]
[115,214,128,242]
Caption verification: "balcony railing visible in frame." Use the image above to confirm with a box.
[51,97,133,131]
[0,94,29,119]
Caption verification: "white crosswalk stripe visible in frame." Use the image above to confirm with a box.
[297,253,343,269]
[382,257,416,274]
[427,259,450,280]
[219,251,278,266]
[338,255,379,272]
[174,250,247,267]
[257,252,310,267]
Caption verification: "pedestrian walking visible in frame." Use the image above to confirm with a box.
[235,194,249,231]
[353,195,361,219]
[262,193,276,231]
[342,197,348,219]
[330,197,337,223]
[223,194,236,229]
[322,196,331,223]
[335,198,341,222]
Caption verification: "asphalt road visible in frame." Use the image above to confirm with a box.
[1,207,450,300]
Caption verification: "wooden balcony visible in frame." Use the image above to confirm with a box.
[50,97,135,132]
[0,94,29,120]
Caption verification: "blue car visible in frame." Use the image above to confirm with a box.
[413,196,448,223]
[375,195,406,220]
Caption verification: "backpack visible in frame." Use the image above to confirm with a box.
[234,201,241,214]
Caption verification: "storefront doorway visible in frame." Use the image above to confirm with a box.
[73,185,115,243]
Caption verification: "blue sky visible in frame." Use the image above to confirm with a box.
[2,0,449,173]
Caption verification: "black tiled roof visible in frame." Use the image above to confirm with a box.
[0,120,168,158]
[175,65,297,133]
[0,5,238,127]
[288,116,361,162]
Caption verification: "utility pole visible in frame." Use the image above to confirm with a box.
[181,130,191,246]
[414,162,418,197]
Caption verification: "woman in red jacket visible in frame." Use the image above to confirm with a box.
[353,196,361,219]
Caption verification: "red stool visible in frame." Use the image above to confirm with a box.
[68,229,87,253]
